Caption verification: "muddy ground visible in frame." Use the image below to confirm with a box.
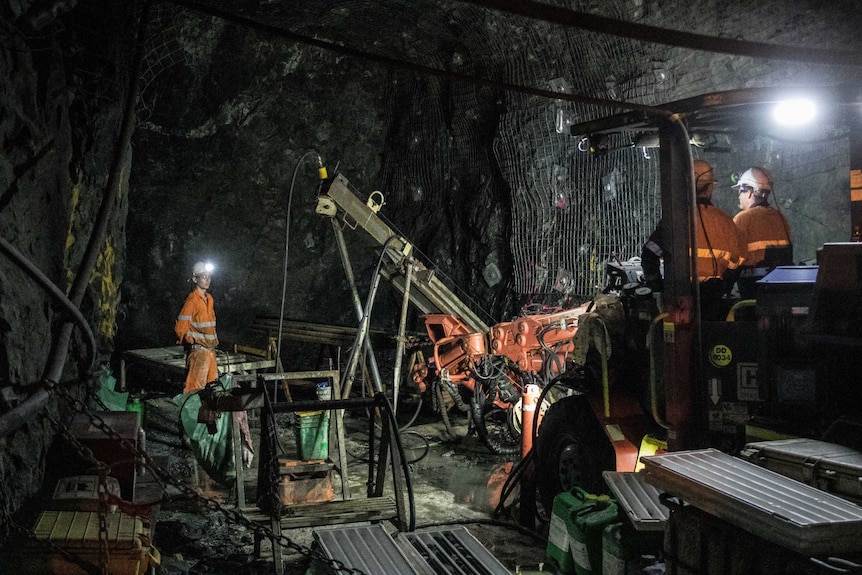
[142,393,550,574]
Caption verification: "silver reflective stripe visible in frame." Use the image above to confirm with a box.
[188,331,218,340]
[191,321,216,328]
[644,240,663,257]
[177,314,192,321]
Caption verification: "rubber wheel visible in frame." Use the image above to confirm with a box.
[534,394,615,513]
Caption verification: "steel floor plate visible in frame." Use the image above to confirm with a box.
[603,471,668,531]
[314,524,512,575]
[641,448,862,555]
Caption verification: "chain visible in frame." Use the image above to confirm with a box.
[44,408,111,575]
[1,488,102,575]
[96,468,110,574]
[51,385,368,575]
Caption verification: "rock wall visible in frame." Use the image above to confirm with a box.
[0,0,136,514]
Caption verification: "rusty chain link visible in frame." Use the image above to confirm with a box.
[51,384,368,575]
[1,487,103,575]
[43,408,111,575]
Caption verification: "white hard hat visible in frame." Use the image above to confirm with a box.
[733,167,773,196]
[192,261,214,276]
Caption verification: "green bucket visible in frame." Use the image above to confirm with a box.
[295,410,330,460]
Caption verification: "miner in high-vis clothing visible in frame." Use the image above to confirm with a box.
[641,159,743,318]
[175,261,219,393]
[732,166,793,298]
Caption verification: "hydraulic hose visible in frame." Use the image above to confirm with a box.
[0,236,96,373]
[470,385,520,456]
[378,392,416,531]
[275,149,321,375]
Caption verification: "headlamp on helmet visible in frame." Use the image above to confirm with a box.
[192,261,215,277]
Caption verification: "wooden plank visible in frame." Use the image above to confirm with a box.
[241,497,398,530]
[123,346,275,375]
[249,318,405,349]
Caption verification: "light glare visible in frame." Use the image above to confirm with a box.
[773,99,816,125]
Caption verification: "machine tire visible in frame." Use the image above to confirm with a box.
[534,394,614,513]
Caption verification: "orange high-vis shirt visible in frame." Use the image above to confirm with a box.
[175,290,219,392]
[175,290,219,348]
[733,206,791,267]
[695,203,744,281]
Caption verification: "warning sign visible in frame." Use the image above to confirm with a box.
[737,362,759,401]
[709,344,732,368]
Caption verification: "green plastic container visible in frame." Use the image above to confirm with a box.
[545,488,610,575]
[295,410,329,460]
[601,522,663,575]
[567,493,618,575]
[125,397,143,427]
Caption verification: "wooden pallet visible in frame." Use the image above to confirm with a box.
[242,496,398,530]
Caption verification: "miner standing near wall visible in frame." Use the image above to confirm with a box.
[176,261,219,392]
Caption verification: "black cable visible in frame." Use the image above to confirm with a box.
[492,448,532,519]
[275,149,321,374]
[378,392,416,532]
[398,397,424,432]
[401,430,430,464]
[0,236,96,373]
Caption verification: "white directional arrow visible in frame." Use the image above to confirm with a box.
[709,377,721,405]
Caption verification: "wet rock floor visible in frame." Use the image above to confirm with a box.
[142,395,549,574]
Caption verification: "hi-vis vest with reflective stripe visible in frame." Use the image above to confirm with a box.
[733,205,791,267]
[175,290,219,348]
[643,203,743,282]
[695,204,743,281]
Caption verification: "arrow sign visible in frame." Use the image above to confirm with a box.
[709,377,721,405]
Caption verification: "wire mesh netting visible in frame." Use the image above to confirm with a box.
[136,0,862,315]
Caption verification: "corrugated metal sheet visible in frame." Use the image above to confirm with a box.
[400,527,511,575]
[603,471,668,531]
[641,448,862,555]
[315,524,425,575]
[314,524,512,575]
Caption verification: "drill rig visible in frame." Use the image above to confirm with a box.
[315,173,595,455]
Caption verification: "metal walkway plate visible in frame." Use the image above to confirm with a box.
[641,448,862,555]
[400,526,511,575]
[315,524,425,575]
[603,471,668,531]
[314,524,512,575]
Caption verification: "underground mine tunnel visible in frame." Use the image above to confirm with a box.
[2,1,862,574]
